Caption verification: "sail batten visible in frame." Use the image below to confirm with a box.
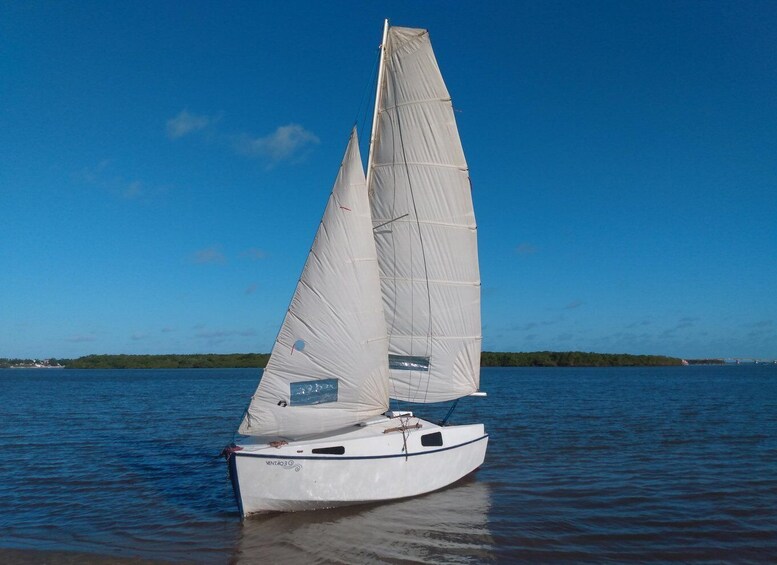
[371,163,467,171]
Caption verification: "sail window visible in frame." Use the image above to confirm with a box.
[421,432,443,447]
[293,339,306,352]
[388,355,430,372]
[311,446,345,455]
[290,378,339,406]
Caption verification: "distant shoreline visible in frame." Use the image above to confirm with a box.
[1,352,729,370]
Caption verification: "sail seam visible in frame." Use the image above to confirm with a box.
[378,276,479,286]
[372,218,476,229]
[371,162,466,170]
[382,97,451,111]
[389,335,482,340]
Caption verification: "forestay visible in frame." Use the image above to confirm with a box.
[368,26,482,403]
[239,130,389,438]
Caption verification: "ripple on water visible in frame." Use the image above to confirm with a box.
[1,366,777,563]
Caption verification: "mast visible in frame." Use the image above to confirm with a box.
[365,18,389,195]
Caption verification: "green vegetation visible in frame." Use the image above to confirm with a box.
[65,353,269,369]
[2,351,689,370]
[480,351,683,367]
[686,358,725,365]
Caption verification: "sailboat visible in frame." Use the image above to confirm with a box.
[224,20,487,517]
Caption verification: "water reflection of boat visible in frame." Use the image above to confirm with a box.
[231,479,493,564]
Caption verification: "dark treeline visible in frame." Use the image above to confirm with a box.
[480,351,683,367]
[41,351,686,369]
[65,354,270,369]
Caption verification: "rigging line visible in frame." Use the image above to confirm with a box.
[372,213,409,231]
[440,399,460,426]
[232,378,260,438]
[372,29,403,408]
[388,41,434,406]
[399,413,411,460]
[386,44,411,410]
[374,30,402,408]
[385,47,415,405]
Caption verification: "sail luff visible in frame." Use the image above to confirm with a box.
[366,19,390,197]
[238,129,389,438]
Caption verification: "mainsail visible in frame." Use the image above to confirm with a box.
[239,129,389,438]
[368,26,482,403]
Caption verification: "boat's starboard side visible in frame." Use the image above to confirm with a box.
[227,418,487,517]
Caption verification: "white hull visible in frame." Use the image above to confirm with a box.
[228,415,487,518]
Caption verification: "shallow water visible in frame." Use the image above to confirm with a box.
[1,366,776,563]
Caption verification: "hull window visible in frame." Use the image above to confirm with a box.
[421,432,443,447]
[311,446,346,455]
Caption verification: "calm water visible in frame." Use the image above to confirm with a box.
[1,366,777,563]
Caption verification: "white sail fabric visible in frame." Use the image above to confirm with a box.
[369,26,482,403]
[239,130,389,438]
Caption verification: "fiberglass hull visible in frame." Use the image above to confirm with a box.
[228,418,487,517]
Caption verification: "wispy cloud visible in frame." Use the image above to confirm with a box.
[131,332,149,341]
[66,334,97,343]
[515,243,538,255]
[512,317,561,332]
[121,180,144,199]
[744,320,775,341]
[191,245,226,264]
[659,318,696,339]
[195,328,257,339]
[245,283,258,295]
[564,300,584,310]
[241,248,267,261]
[234,124,320,164]
[165,110,319,166]
[77,160,157,200]
[166,110,214,139]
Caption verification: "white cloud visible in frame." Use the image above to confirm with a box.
[165,113,318,166]
[166,110,213,139]
[234,124,320,163]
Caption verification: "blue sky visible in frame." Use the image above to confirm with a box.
[2,1,775,360]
